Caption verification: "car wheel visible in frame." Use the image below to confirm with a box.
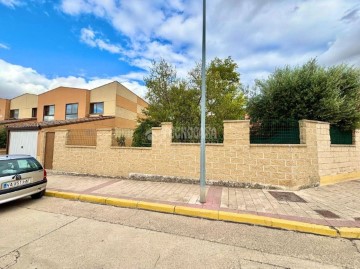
[31,190,45,199]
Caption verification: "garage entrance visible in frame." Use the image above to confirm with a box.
[8,130,38,158]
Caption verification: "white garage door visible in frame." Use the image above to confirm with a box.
[9,131,38,158]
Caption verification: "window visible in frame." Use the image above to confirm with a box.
[90,102,104,114]
[65,103,78,120]
[43,105,55,121]
[32,108,37,118]
[0,157,42,177]
[10,109,19,119]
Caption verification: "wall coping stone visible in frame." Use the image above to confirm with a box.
[330,145,356,148]
[171,143,224,147]
[250,144,307,148]
[299,119,330,125]
[223,120,250,123]
[110,146,152,150]
[65,145,96,149]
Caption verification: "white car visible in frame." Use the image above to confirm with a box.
[0,155,47,205]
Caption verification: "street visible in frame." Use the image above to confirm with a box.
[1,197,360,269]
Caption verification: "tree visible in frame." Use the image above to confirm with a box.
[247,59,360,130]
[133,57,246,146]
[189,57,246,131]
[144,59,199,126]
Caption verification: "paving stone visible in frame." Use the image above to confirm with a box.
[47,172,360,227]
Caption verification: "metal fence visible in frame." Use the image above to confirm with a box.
[111,128,135,147]
[172,125,224,143]
[330,125,353,145]
[66,129,97,146]
[250,119,300,144]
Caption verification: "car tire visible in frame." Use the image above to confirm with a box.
[31,190,45,199]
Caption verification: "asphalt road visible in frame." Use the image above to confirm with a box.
[1,197,359,269]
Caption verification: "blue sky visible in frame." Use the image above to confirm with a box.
[0,0,359,99]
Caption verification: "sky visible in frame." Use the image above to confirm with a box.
[0,0,359,99]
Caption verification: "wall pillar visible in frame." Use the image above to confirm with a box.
[152,122,172,148]
[96,129,113,150]
[223,120,250,146]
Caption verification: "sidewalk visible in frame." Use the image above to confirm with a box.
[46,172,360,238]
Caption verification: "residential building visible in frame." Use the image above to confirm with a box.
[10,93,38,119]
[91,81,148,128]
[37,87,90,122]
[0,98,10,121]
[4,81,148,167]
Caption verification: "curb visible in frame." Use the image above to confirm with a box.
[45,190,360,239]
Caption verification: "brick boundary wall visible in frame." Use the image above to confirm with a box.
[52,120,360,189]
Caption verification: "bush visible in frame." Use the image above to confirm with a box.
[0,128,7,148]
[115,135,126,147]
[247,59,360,130]
[132,118,160,147]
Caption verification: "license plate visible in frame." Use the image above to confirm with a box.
[2,179,31,189]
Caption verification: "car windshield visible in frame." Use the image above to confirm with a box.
[0,158,42,177]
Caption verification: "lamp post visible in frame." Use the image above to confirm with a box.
[200,0,206,203]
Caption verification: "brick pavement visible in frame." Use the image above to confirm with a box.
[47,172,360,228]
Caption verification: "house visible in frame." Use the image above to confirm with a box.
[0,98,10,121]
[90,81,148,128]
[0,95,38,153]
[37,86,90,122]
[10,93,38,119]
[4,81,148,167]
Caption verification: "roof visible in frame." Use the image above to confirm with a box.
[0,118,36,126]
[6,116,115,130]
[38,86,89,96]
[92,81,149,105]
[11,93,38,100]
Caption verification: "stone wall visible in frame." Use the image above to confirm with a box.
[315,122,360,185]
[52,120,360,189]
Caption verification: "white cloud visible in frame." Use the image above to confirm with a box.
[0,59,147,99]
[318,21,360,66]
[2,0,359,99]
[0,0,21,8]
[0,43,10,50]
[60,0,360,89]
[80,27,122,54]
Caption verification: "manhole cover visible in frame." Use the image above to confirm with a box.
[268,191,307,203]
[314,210,340,219]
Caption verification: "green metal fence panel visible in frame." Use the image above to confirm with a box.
[250,119,300,144]
[330,125,353,145]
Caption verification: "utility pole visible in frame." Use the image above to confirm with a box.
[200,0,206,203]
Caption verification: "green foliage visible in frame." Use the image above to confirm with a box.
[247,59,360,130]
[144,59,200,126]
[189,57,246,131]
[115,135,126,147]
[0,128,6,148]
[139,57,246,144]
[132,118,160,147]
